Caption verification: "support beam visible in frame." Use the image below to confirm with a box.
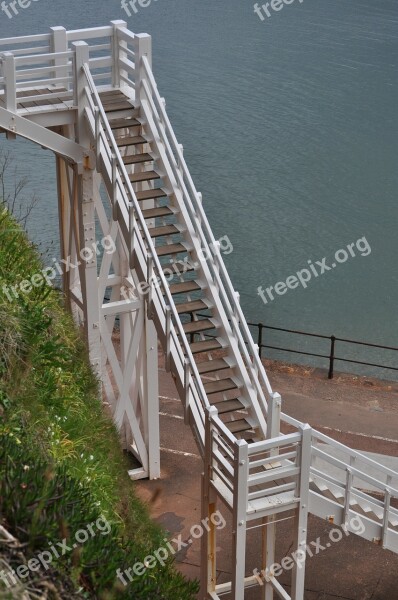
[201,406,218,600]
[232,439,249,599]
[263,392,282,600]
[144,315,160,479]
[72,41,101,377]
[291,425,311,600]
[0,106,94,168]
[77,166,101,377]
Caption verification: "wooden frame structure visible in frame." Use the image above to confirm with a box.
[0,23,397,599]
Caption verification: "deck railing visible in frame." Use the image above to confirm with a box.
[0,22,135,112]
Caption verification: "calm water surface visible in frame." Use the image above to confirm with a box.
[0,0,397,375]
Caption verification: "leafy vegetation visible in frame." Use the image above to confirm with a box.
[0,209,198,599]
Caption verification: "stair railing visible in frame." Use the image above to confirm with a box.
[140,55,274,422]
[310,429,398,548]
[0,24,117,112]
[81,60,218,450]
[0,48,75,112]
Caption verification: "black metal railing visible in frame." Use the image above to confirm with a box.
[189,313,398,380]
[247,322,398,379]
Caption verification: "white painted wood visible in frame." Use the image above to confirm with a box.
[232,439,249,599]
[134,33,151,107]
[50,26,68,88]
[291,425,311,600]
[3,53,16,113]
[1,25,398,599]
[145,316,160,479]
[110,20,127,88]
[0,106,93,166]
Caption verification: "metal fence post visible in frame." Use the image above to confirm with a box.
[258,322,264,358]
[328,335,336,379]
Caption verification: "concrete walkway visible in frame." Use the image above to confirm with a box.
[135,356,398,599]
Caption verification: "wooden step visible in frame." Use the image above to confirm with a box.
[102,95,131,104]
[104,101,132,112]
[136,188,166,201]
[117,135,146,147]
[123,153,152,165]
[129,171,160,183]
[142,206,173,219]
[148,224,179,238]
[176,300,208,315]
[156,243,186,257]
[161,261,196,275]
[109,117,141,129]
[204,378,238,395]
[100,90,124,97]
[170,281,201,295]
[197,359,230,375]
[225,419,253,434]
[100,89,128,104]
[189,339,222,354]
[213,398,245,415]
[183,318,214,334]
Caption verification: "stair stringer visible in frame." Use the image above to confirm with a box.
[281,412,398,555]
[308,486,398,553]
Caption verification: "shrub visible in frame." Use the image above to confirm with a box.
[0,210,198,599]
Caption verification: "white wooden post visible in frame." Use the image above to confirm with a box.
[145,315,160,479]
[50,26,67,88]
[56,151,74,303]
[201,406,218,599]
[72,41,89,141]
[3,52,16,114]
[232,438,249,599]
[267,392,281,441]
[111,20,127,88]
[291,424,311,600]
[262,392,282,600]
[72,41,101,377]
[134,33,152,107]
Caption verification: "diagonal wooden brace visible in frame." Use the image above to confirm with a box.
[0,106,94,170]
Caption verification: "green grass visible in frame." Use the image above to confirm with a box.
[0,209,198,599]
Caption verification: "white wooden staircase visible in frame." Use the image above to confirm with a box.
[0,22,397,600]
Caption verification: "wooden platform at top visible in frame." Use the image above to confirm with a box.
[0,87,135,128]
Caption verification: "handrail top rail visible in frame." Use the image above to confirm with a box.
[11,50,75,65]
[0,25,116,48]
[312,446,398,496]
[247,431,302,455]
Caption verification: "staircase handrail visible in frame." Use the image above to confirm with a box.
[141,55,274,411]
[311,429,398,491]
[81,62,215,446]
